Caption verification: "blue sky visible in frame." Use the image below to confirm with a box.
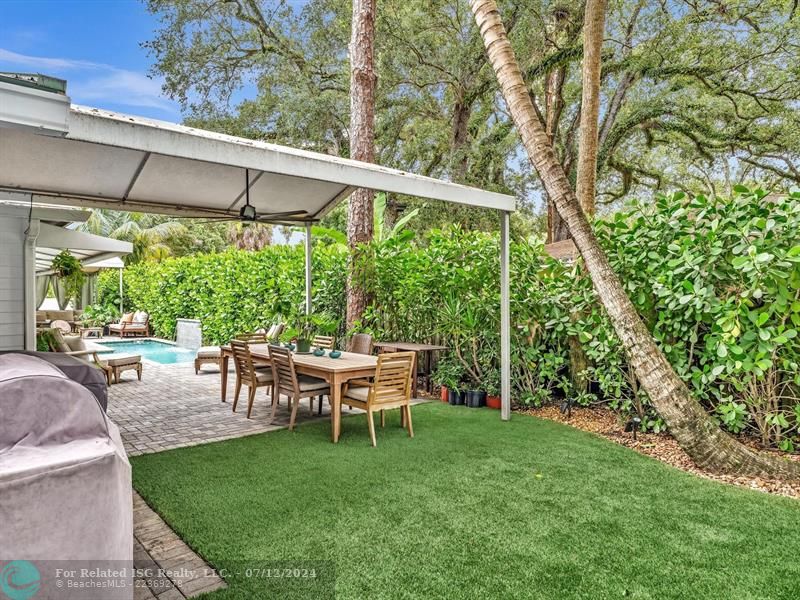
[0,0,180,120]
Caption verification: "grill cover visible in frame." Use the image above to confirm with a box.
[0,353,133,599]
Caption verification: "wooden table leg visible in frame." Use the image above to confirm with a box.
[411,352,419,399]
[331,374,342,443]
[424,350,432,393]
[220,355,229,403]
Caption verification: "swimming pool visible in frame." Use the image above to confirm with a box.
[99,340,195,365]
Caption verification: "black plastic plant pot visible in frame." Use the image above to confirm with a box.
[448,389,464,405]
[465,390,487,408]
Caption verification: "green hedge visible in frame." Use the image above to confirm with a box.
[97,244,346,343]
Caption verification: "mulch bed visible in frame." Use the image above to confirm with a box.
[518,405,800,499]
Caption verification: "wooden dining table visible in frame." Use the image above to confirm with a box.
[373,341,447,396]
[220,344,378,443]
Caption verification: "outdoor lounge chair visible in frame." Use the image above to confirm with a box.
[265,322,285,340]
[343,351,415,447]
[230,339,275,419]
[194,346,223,373]
[108,311,150,338]
[46,328,143,385]
[45,327,113,385]
[268,344,330,429]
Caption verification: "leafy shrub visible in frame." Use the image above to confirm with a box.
[594,189,800,449]
[97,245,346,344]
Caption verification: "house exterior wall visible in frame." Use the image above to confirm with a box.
[0,209,28,350]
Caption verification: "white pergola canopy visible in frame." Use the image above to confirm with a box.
[0,79,514,419]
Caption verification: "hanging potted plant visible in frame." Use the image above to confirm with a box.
[51,250,85,304]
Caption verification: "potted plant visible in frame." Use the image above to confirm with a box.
[287,311,338,353]
[291,313,316,353]
[433,356,464,404]
[484,368,501,409]
[464,386,487,408]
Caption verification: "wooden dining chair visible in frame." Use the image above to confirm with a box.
[342,351,415,447]
[268,345,331,430]
[236,332,269,343]
[312,335,335,350]
[230,339,275,419]
[348,333,373,355]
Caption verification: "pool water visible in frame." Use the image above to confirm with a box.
[100,340,195,365]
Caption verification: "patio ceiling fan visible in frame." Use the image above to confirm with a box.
[190,169,309,224]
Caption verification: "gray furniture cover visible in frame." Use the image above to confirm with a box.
[0,354,133,599]
[0,350,108,410]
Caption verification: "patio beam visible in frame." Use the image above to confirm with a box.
[500,210,511,421]
[304,222,312,315]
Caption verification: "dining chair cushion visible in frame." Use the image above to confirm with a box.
[344,385,370,402]
[254,370,274,384]
[297,376,329,392]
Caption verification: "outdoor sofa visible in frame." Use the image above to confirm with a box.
[108,310,150,337]
[35,308,84,330]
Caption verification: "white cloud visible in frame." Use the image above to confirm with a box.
[0,48,177,114]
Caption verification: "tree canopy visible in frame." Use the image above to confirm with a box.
[144,0,800,237]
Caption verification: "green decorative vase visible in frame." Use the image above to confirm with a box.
[296,338,312,353]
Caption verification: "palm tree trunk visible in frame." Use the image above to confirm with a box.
[470,0,798,479]
[346,0,377,330]
[575,0,606,215]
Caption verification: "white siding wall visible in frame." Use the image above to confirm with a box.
[0,213,26,350]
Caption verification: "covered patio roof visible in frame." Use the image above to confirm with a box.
[0,77,514,419]
[0,81,514,222]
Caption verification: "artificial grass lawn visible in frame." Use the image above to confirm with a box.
[131,402,799,599]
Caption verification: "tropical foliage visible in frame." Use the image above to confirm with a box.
[95,189,800,453]
[82,209,232,264]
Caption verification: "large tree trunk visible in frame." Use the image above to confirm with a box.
[574,0,606,216]
[451,87,471,183]
[470,0,798,479]
[346,0,377,330]
[543,7,571,243]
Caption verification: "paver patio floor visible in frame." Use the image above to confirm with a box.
[107,359,361,456]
